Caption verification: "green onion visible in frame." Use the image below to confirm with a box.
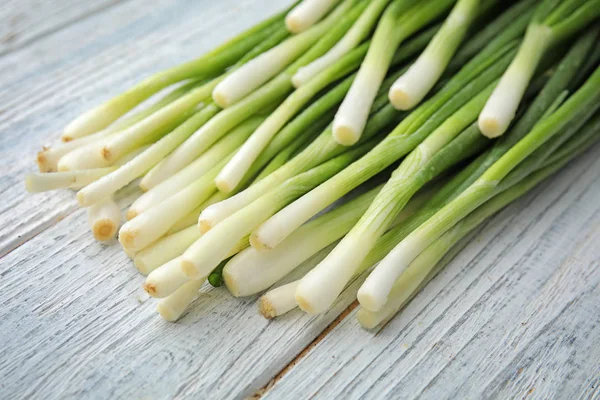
[214,37,367,193]
[333,0,455,145]
[119,155,233,252]
[87,196,120,242]
[252,43,517,254]
[259,280,301,318]
[181,140,378,280]
[441,27,598,201]
[38,80,202,172]
[144,257,191,299]
[128,115,265,218]
[359,66,600,312]
[61,8,289,141]
[75,104,220,207]
[225,181,436,297]
[292,0,391,87]
[389,0,480,110]
[212,0,357,108]
[358,125,600,327]
[478,0,600,138]
[25,167,117,192]
[198,23,449,230]
[134,226,201,275]
[292,90,496,314]
[157,280,204,322]
[286,0,342,33]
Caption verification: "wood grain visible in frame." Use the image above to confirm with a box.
[0,0,292,257]
[0,187,366,399]
[0,0,122,55]
[264,145,600,400]
[2,1,599,399]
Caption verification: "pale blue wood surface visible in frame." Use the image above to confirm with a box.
[1,1,599,399]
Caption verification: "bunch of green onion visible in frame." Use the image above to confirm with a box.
[26,0,600,327]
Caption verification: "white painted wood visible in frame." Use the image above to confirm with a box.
[0,188,361,399]
[2,1,600,399]
[0,0,292,256]
[0,0,121,55]
[264,145,600,400]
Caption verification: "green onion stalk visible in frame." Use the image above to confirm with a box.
[287,28,596,313]
[332,0,455,146]
[246,5,539,249]
[214,12,439,194]
[38,80,202,172]
[75,103,220,207]
[139,0,359,190]
[180,140,379,280]
[261,109,600,321]
[285,0,342,33]
[292,0,391,87]
[211,0,359,108]
[478,0,600,138]
[126,115,265,219]
[357,120,600,327]
[251,43,518,254]
[198,7,526,232]
[359,66,600,312]
[389,0,480,110]
[224,182,437,297]
[61,7,291,141]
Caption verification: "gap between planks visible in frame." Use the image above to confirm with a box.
[252,301,361,399]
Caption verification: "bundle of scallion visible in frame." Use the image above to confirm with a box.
[25,0,599,330]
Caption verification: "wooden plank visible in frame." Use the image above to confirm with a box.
[263,145,600,399]
[0,0,121,55]
[0,189,366,399]
[0,0,292,256]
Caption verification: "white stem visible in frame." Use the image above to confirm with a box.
[57,141,114,171]
[144,257,191,298]
[478,23,553,138]
[62,103,124,142]
[76,108,215,207]
[295,233,372,314]
[389,0,479,110]
[168,208,203,235]
[357,221,465,328]
[286,0,340,33]
[259,281,300,318]
[134,226,201,275]
[357,233,424,312]
[213,12,328,108]
[199,172,284,232]
[25,168,116,192]
[180,199,273,280]
[37,129,113,172]
[251,182,342,251]
[333,64,384,145]
[138,104,238,190]
[215,95,306,193]
[99,86,214,163]
[292,0,390,87]
[118,159,225,252]
[130,116,261,216]
[87,196,121,242]
[157,279,204,322]
[226,229,339,297]
[212,49,291,108]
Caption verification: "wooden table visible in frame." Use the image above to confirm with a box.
[1,1,599,398]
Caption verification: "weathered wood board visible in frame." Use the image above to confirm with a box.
[1,1,599,399]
